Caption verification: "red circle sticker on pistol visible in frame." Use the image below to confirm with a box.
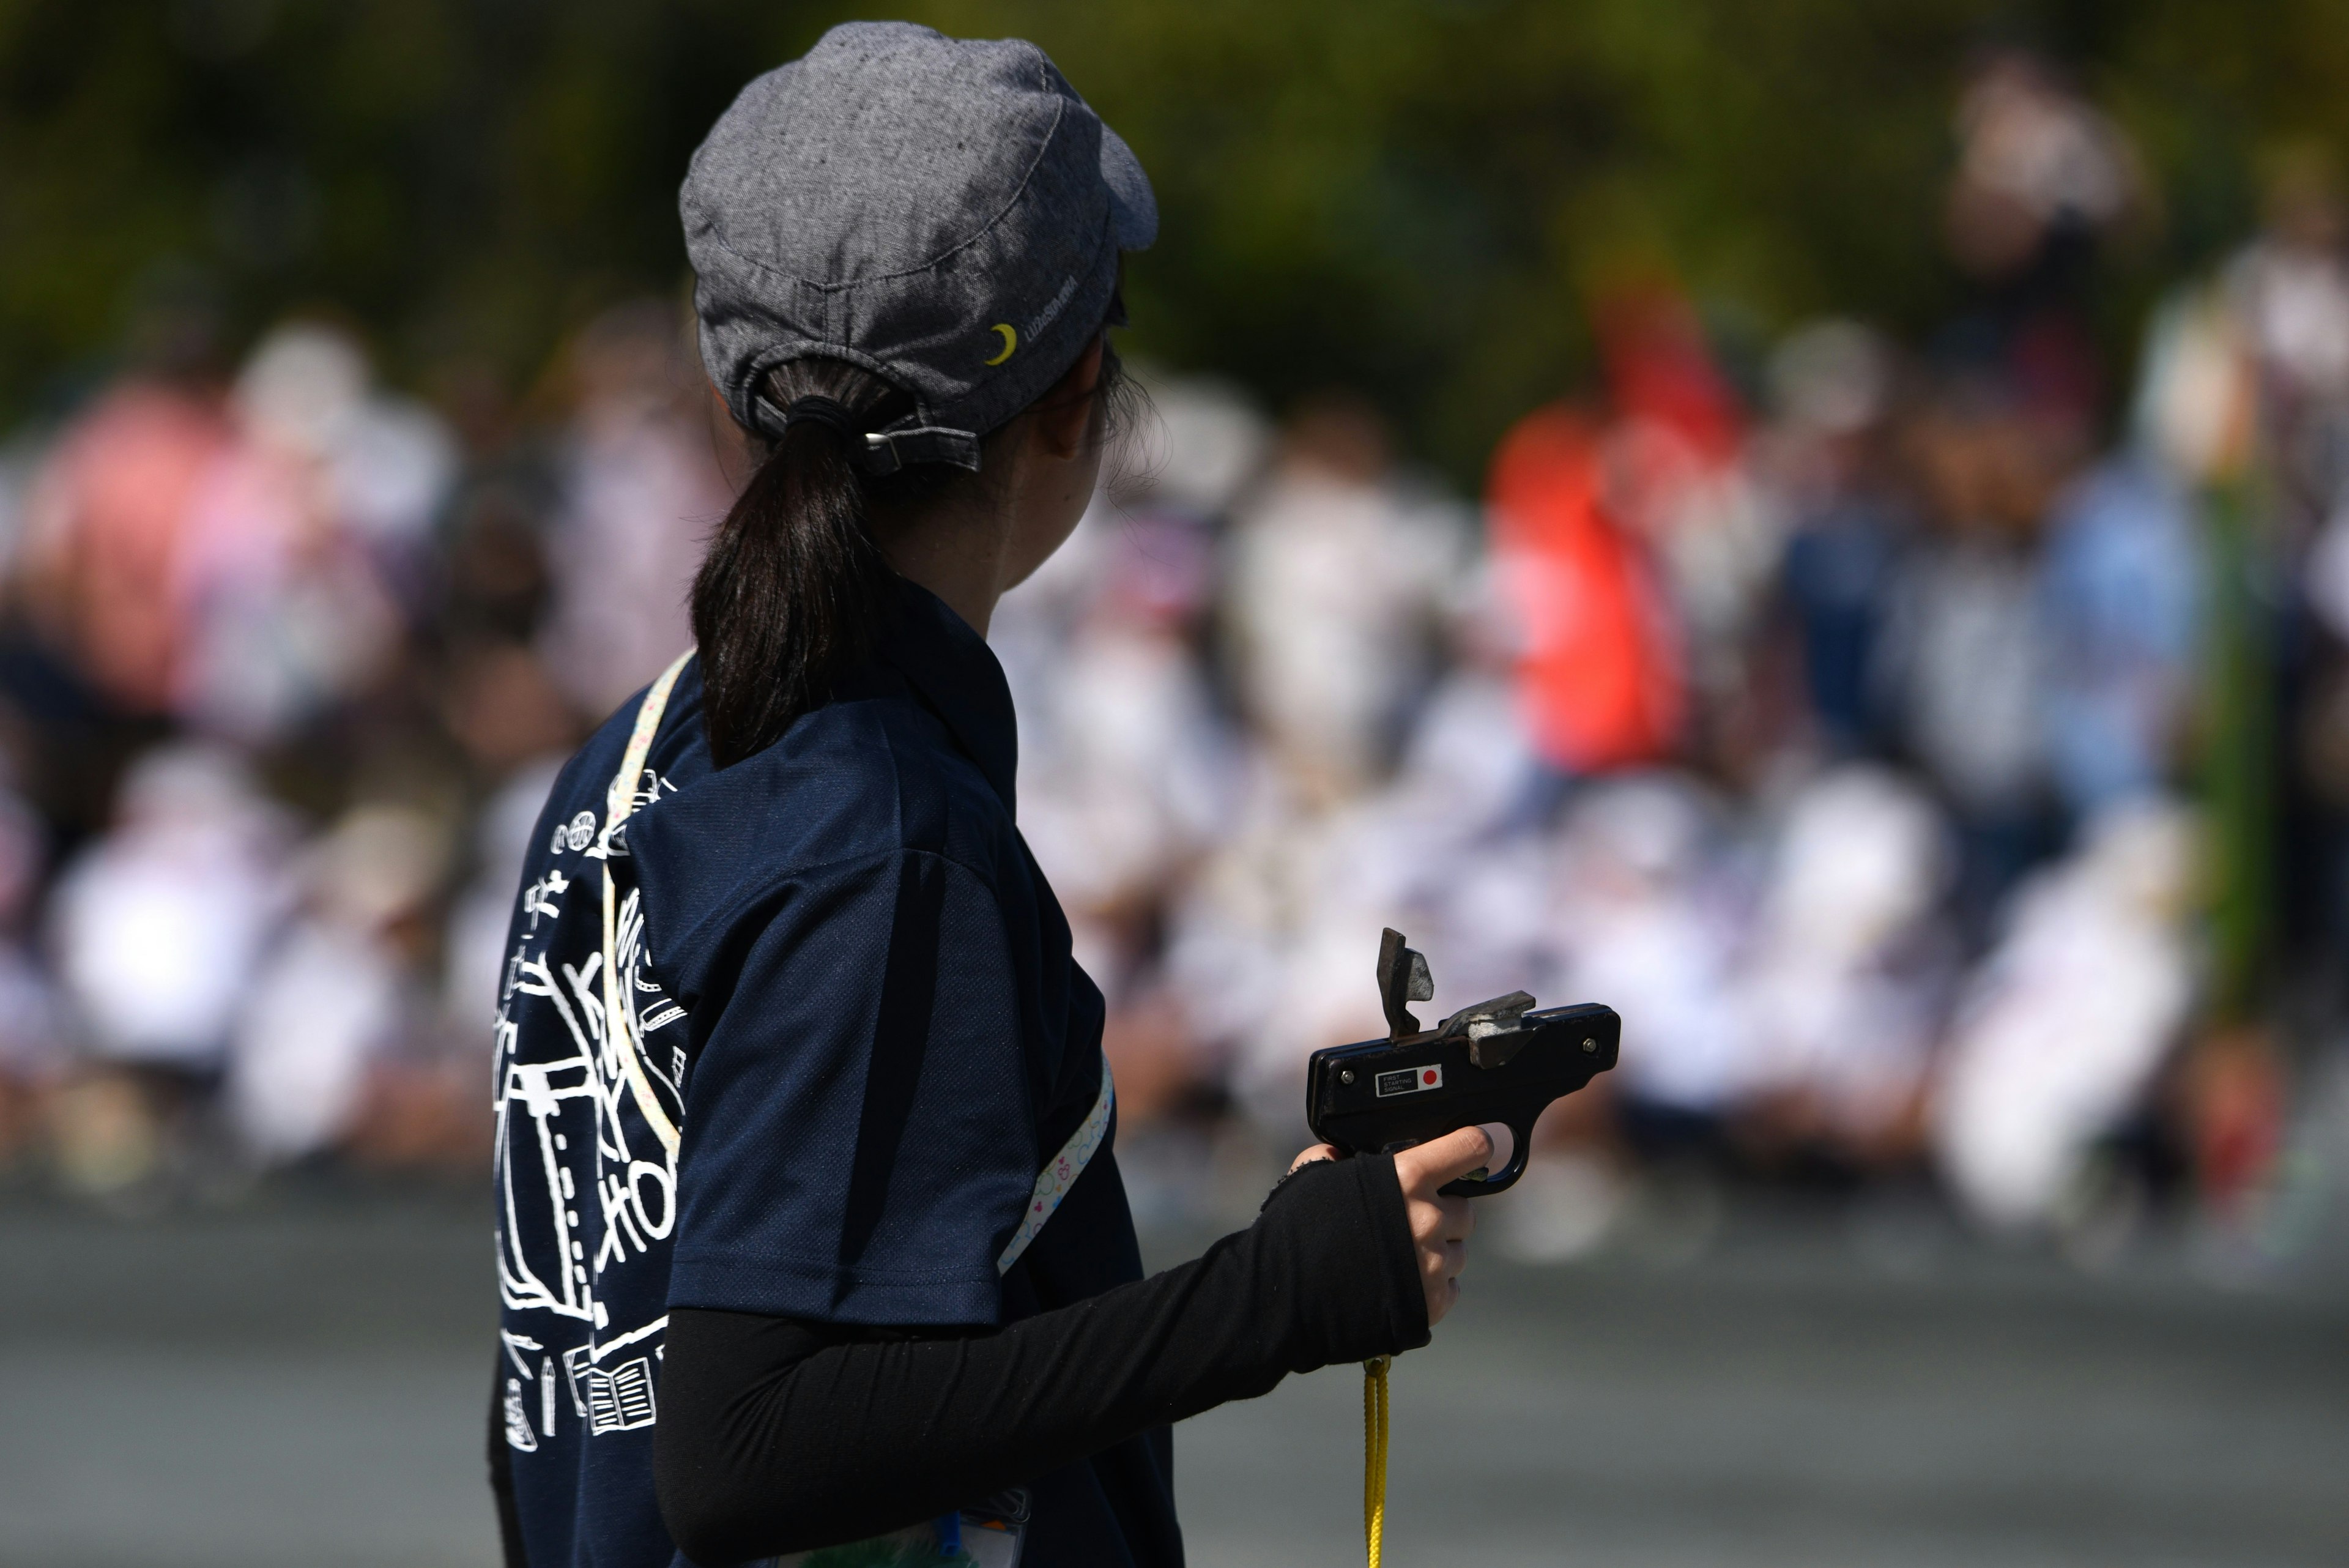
[1374,1064,1443,1097]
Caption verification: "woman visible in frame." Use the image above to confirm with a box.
[488,24,1489,1567]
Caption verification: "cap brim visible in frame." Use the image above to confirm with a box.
[1099,124,1157,250]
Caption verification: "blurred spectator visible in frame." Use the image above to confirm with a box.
[1763,321,1907,758]
[1016,513,1230,994]
[1945,50,2147,289]
[174,322,430,743]
[1223,394,1466,805]
[1551,775,1747,1138]
[1880,373,2070,936]
[1942,48,2146,462]
[1486,405,1683,778]
[1734,765,1954,1167]
[1115,368,1273,518]
[231,321,456,580]
[1598,287,1778,753]
[2225,147,2349,541]
[21,322,446,757]
[47,745,293,1193]
[534,301,733,719]
[20,377,231,715]
[2036,454,2200,816]
[1933,798,2197,1231]
[226,804,447,1164]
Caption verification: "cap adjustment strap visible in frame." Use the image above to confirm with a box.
[858,422,983,475]
[770,395,983,477]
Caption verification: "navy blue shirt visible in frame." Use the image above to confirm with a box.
[491,581,1174,1566]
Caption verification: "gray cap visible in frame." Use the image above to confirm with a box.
[680,22,1156,471]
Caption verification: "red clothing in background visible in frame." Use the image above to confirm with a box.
[1485,404,1683,772]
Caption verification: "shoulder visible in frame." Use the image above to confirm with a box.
[522,704,640,868]
[627,678,1019,987]
[527,658,714,858]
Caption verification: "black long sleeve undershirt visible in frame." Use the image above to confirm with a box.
[647,1153,1425,1564]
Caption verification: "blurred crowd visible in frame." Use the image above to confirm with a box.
[0,52,2343,1266]
[0,296,735,1204]
[1010,54,2348,1266]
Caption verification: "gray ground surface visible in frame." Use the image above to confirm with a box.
[0,1187,2342,1568]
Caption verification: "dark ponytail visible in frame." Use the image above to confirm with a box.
[690,360,922,768]
[692,338,1134,768]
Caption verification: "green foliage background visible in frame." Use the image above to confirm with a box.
[4,0,2347,477]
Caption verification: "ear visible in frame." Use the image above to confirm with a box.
[1033,336,1105,460]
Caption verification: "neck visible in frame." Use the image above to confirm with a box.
[869,491,1013,638]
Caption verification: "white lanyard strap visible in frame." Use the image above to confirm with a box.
[997,1062,1115,1276]
[606,650,696,830]
[601,648,1115,1276]
[599,650,696,1159]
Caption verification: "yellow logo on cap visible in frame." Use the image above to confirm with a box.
[985,323,1018,365]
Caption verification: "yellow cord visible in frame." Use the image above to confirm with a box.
[1362,1356,1390,1568]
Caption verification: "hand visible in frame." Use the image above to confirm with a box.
[1288,1123,1493,1327]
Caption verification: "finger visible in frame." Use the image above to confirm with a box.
[1415,1192,1474,1244]
[1288,1142,1340,1174]
[1474,1122,1515,1176]
[1396,1124,1496,1192]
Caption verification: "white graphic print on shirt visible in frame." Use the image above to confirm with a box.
[492,761,685,1446]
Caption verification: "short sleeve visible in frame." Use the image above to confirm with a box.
[664,849,1038,1326]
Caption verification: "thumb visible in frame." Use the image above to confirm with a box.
[1397,1123,1496,1192]
[1288,1142,1341,1174]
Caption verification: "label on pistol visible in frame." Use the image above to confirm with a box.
[1374,1064,1442,1097]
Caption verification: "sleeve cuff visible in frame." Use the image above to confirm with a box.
[1257,1153,1430,1361]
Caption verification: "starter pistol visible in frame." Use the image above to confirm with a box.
[1305,929,1620,1195]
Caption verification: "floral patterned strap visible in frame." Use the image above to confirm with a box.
[996,1063,1116,1276]
[599,648,695,1162]
[607,648,695,828]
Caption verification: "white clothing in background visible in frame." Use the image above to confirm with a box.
[1551,776,1749,1114]
[1735,766,1952,1137]
[537,411,727,719]
[1225,469,1464,793]
[51,748,292,1068]
[1934,800,2197,1227]
[1885,540,2049,813]
[228,918,401,1160]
